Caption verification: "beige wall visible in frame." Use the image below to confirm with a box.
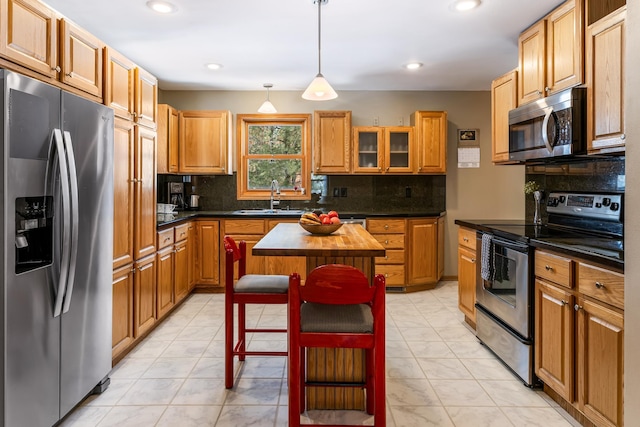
[624,1,639,423]
[160,89,525,277]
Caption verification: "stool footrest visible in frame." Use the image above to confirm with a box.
[245,328,287,333]
[234,350,288,356]
[304,381,366,388]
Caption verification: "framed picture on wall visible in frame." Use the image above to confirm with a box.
[458,129,479,145]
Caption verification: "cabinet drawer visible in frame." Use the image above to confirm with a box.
[367,219,405,234]
[375,249,405,265]
[157,228,174,249]
[375,265,405,286]
[578,262,624,310]
[224,219,265,235]
[458,227,476,250]
[535,250,574,288]
[174,223,189,242]
[373,234,405,249]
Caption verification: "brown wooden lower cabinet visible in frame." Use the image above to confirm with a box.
[134,254,156,337]
[195,220,221,289]
[175,239,189,302]
[112,264,134,359]
[156,246,175,319]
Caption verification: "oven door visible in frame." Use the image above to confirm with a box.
[476,234,532,339]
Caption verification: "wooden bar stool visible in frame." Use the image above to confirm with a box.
[288,264,386,427]
[223,235,289,389]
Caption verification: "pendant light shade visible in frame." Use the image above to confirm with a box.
[302,0,337,100]
[258,83,277,113]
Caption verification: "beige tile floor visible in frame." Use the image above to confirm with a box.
[61,281,581,427]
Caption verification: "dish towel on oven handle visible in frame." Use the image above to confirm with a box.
[481,233,494,282]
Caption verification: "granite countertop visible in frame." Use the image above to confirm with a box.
[158,209,447,227]
[455,219,624,271]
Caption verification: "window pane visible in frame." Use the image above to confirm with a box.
[248,125,302,155]
[248,159,302,189]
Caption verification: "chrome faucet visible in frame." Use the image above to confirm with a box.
[270,179,280,210]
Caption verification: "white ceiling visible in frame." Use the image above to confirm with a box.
[44,0,563,92]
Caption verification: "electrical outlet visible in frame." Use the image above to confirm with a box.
[333,187,340,197]
[398,117,404,126]
[340,187,347,197]
[373,116,379,126]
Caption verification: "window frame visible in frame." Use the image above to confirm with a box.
[236,113,312,201]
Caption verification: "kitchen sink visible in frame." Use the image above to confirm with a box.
[232,208,307,215]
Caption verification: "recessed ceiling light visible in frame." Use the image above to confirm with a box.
[206,63,223,70]
[405,62,423,70]
[146,0,178,14]
[453,0,481,12]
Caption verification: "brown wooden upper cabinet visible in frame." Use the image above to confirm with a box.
[518,0,583,105]
[491,70,518,163]
[0,0,105,98]
[353,126,414,174]
[179,110,232,175]
[157,104,180,174]
[586,6,626,154]
[411,111,447,174]
[103,47,136,121]
[313,110,352,174]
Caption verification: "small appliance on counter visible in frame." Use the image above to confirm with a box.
[168,182,187,210]
[189,194,200,210]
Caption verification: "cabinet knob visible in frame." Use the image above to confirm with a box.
[385,273,389,278]
[385,256,388,260]
[65,73,72,77]
[537,90,543,96]
[574,304,583,312]
[561,300,569,306]
[621,134,626,140]
[463,237,469,242]
[384,224,389,230]
[545,265,553,271]
[418,167,422,171]
[545,86,551,92]
[384,240,389,244]
[378,167,382,171]
[316,167,320,171]
[386,167,390,171]
[52,66,61,72]
[595,281,606,289]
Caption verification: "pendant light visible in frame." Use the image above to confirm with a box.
[258,83,277,113]
[302,0,337,100]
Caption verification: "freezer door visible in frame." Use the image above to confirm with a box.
[2,70,62,427]
[59,92,114,417]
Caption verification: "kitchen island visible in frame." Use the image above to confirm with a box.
[253,222,385,410]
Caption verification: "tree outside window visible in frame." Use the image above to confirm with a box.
[236,114,311,200]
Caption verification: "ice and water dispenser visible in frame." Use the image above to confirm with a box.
[15,196,53,274]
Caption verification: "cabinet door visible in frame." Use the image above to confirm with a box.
[586,7,626,153]
[112,264,134,359]
[156,246,174,319]
[113,118,135,269]
[457,246,476,323]
[518,20,546,105]
[134,67,157,129]
[134,255,156,337]
[133,126,157,260]
[384,126,413,173]
[313,110,352,174]
[196,220,220,287]
[157,104,180,174]
[491,70,517,163]
[535,279,574,402]
[407,218,438,286]
[179,110,231,174]
[546,0,583,94]
[188,222,196,291]
[59,19,103,98]
[353,127,383,173]
[411,111,447,173]
[103,47,135,121]
[174,240,189,303]
[577,297,624,427]
[0,0,58,78]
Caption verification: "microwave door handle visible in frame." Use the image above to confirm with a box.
[541,107,554,153]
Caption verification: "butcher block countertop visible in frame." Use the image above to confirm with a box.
[253,223,385,257]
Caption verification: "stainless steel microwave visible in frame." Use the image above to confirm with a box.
[508,87,586,162]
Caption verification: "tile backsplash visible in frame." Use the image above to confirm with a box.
[524,156,625,223]
[158,173,446,214]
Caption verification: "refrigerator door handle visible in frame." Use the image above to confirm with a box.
[45,129,71,318]
[61,131,79,314]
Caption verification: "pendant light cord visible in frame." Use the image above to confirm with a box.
[317,0,322,75]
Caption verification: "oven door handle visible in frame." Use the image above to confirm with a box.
[491,237,529,253]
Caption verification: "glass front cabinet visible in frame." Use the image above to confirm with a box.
[353,126,414,173]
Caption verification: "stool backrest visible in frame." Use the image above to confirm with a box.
[223,235,247,278]
[299,264,383,306]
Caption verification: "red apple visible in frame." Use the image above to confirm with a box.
[322,217,332,225]
[328,210,339,218]
[319,213,329,222]
[330,217,341,224]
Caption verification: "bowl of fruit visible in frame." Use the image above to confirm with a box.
[299,211,342,235]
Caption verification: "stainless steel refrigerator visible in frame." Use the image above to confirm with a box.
[1,69,114,426]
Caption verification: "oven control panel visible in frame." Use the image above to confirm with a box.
[547,192,622,221]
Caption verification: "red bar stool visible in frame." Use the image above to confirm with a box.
[288,264,386,427]
[223,235,289,389]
